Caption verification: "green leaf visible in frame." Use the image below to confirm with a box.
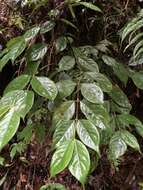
[7,36,27,63]
[85,72,112,92]
[0,109,20,150]
[0,48,8,58]
[40,183,67,190]
[4,75,31,94]
[109,133,127,160]
[24,61,40,75]
[0,90,34,119]
[131,71,143,89]
[24,26,40,41]
[40,21,56,34]
[81,83,104,104]
[59,56,75,71]
[56,80,76,98]
[31,76,57,100]
[0,53,10,71]
[78,2,102,12]
[120,130,140,152]
[53,101,75,126]
[50,140,74,177]
[108,86,132,111]
[26,43,47,62]
[80,101,109,129]
[121,17,143,42]
[78,56,99,72]
[53,120,75,147]
[55,36,67,53]
[116,113,143,137]
[68,139,90,184]
[102,55,128,85]
[76,120,100,154]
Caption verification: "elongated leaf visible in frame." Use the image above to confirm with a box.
[102,55,128,85]
[59,56,75,71]
[40,21,56,34]
[24,26,40,41]
[7,36,27,62]
[56,80,76,98]
[53,101,75,126]
[76,120,100,154]
[53,120,75,147]
[108,86,132,111]
[120,130,140,152]
[68,139,90,184]
[50,140,74,177]
[78,2,102,12]
[0,109,20,150]
[116,113,143,137]
[124,33,143,52]
[0,53,10,71]
[31,76,57,100]
[4,75,31,94]
[121,18,143,42]
[26,43,47,62]
[131,71,143,89]
[81,83,103,104]
[85,72,112,92]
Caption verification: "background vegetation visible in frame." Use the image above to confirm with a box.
[1,0,143,189]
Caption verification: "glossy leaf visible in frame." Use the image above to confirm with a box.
[78,56,99,72]
[31,76,57,100]
[68,139,90,184]
[85,72,112,92]
[109,134,127,160]
[76,120,100,154]
[0,53,10,71]
[50,140,74,177]
[80,101,109,129]
[7,36,27,63]
[0,90,34,119]
[4,75,31,94]
[0,109,20,151]
[59,56,75,71]
[53,120,75,147]
[120,130,140,152]
[24,26,40,41]
[81,83,104,104]
[26,43,47,62]
[56,80,76,98]
[40,21,56,34]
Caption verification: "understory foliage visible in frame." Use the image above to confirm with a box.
[1,0,143,189]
